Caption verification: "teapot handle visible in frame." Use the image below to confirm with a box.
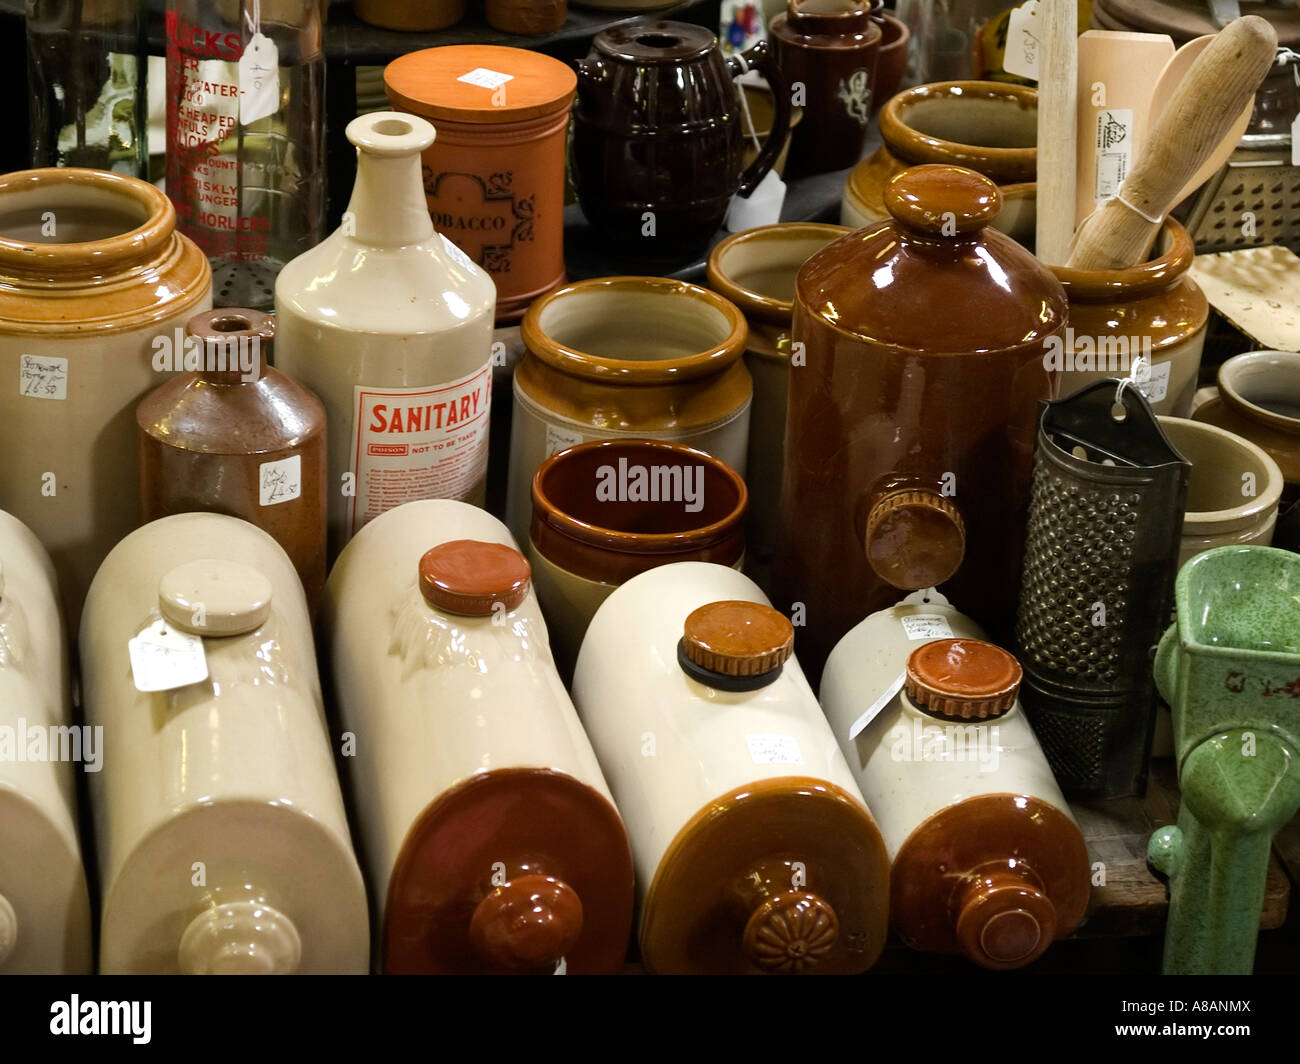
[727,40,792,198]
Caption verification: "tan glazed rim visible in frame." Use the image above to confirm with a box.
[0,168,177,280]
[1050,217,1196,301]
[707,223,854,325]
[520,276,749,385]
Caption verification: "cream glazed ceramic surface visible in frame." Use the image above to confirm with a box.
[820,590,1072,854]
[0,510,91,973]
[274,113,497,558]
[79,513,368,974]
[320,499,630,972]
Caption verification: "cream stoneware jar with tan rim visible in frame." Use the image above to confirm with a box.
[0,509,92,973]
[321,499,634,974]
[528,438,748,677]
[0,167,212,626]
[819,590,1090,969]
[571,561,890,974]
[506,275,752,544]
[80,513,368,974]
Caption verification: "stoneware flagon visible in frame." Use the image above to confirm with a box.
[137,308,329,612]
[321,500,634,974]
[0,509,92,973]
[275,113,496,560]
[820,589,1090,969]
[780,164,1068,678]
[506,275,752,543]
[571,561,890,974]
[0,167,212,626]
[80,513,369,974]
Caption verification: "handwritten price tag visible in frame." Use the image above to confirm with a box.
[259,454,302,507]
[746,732,804,766]
[128,619,208,693]
[1004,0,1041,81]
[19,354,68,400]
[239,32,280,126]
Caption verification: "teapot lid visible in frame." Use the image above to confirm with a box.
[796,164,1068,355]
[384,45,577,124]
[593,20,719,63]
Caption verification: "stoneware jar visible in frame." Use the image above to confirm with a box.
[0,167,212,626]
[873,10,910,108]
[1156,416,1283,570]
[485,0,566,34]
[819,590,1090,969]
[1048,219,1208,418]
[354,0,464,31]
[769,0,882,176]
[275,113,496,560]
[841,81,1038,244]
[781,164,1068,677]
[137,309,328,612]
[506,275,752,542]
[321,500,634,974]
[0,509,92,973]
[528,438,748,676]
[80,513,369,974]
[571,21,792,266]
[707,222,851,570]
[571,561,890,974]
[384,46,577,322]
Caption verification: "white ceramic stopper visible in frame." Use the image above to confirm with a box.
[178,900,302,975]
[159,560,273,637]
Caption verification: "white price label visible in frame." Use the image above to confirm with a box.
[457,67,514,90]
[1131,357,1171,404]
[746,732,804,766]
[1003,0,1042,81]
[239,32,280,126]
[1292,111,1300,169]
[545,423,584,456]
[901,614,954,640]
[1094,109,1133,202]
[848,671,906,741]
[259,454,302,507]
[128,618,209,693]
[19,354,68,400]
[439,233,477,273]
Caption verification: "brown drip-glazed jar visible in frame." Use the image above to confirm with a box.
[137,309,327,611]
[780,164,1068,679]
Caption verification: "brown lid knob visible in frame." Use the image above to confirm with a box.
[681,600,794,679]
[743,892,839,973]
[884,164,1002,236]
[185,308,273,383]
[955,868,1057,969]
[864,490,965,590]
[469,875,584,972]
[418,540,531,616]
[905,637,1022,719]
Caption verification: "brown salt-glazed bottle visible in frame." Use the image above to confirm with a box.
[779,164,1068,680]
[136,309,328,611]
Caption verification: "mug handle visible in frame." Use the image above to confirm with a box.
[728,40,792,198]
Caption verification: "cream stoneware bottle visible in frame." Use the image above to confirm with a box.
[571,561,890,975]
[819,589,1091,969]
[274,113,497,559]
[321,499,634,974]
[0,509,92,973]
[79,512,369,974]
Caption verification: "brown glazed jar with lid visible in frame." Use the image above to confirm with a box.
[779,163,1067,679]
[137,309,327,611]
[384,46,577,324]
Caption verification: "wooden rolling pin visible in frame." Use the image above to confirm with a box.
[1065,15,1277,270]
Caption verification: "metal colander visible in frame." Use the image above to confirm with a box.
[1015,380,1190,799]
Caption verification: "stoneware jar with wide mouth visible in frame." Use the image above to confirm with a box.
[873,10,910,109]
[841,80,1038,243]
[571,561,890,974]
[1048,219,1208,418]
[528,438,747,676]
[507,275,752,542]
[0,167,212,628]
[707,222,851,573]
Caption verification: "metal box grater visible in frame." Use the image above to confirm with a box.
[1184,149,1300,254]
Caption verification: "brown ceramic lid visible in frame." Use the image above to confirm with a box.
[905,638,1022,720]
[884,164,1001,236]
[384,45,577,124]
[742,892,839,973]
[418,540,531,616]
[864,490,965,590]
[468,875,584,971]
[593,20,718,64]
[681,600,793,678]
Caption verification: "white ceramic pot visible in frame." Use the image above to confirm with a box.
[321,499,634,973]
[819,590,1091,969]
[80,513,368,974]
[0,509,91,973]
[571,561,890,974]
[275,113,497,559]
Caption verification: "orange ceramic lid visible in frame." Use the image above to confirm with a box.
[681,601,794,678]
[384,45,578,124]
[418,540,531,616]
[905,638,1022,719]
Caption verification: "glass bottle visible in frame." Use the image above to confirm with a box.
[165,0,326,310]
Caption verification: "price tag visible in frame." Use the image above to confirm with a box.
[1131,357,1171,404]
[545,423,584,456]
[19,354,68,400]
[553,957,567,975]
[239,32,280,126]
[439,233,477,273]
[1003,0,1042,81]
[847,671,906,741]
[457,68,514,90]
[128,618,208,693]
[1292,111,1300,169]
[1094,109,1134,202]
[901,614,954,640]
[746,732,803,765]
[259,454,302,507]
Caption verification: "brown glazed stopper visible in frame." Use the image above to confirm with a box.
[468,875,583,972]
[418,540,531,616]
[864,490,965,590]
[681,600,794,677]
[904,637,1022,719]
